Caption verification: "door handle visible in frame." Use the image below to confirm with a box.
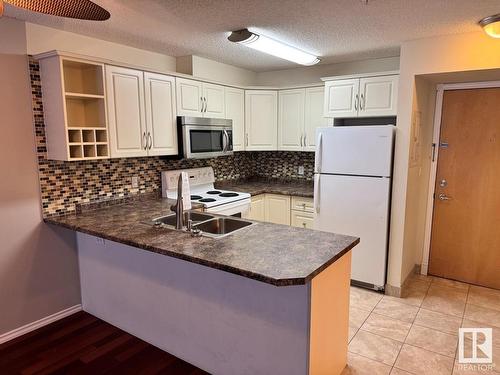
[303,133,307,147]
[360,93,365,110]
[245,133,249,147]
[143,132,147,150]
[222,130,228,152]
[354,94,359,111]
[204,97,207,112]
[314,174,320,213]
[314,132,323,173]
[300,134,303,147]
[148,132,152,150]
[438,193,452,201]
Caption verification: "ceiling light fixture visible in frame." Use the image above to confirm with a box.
[479,14,500,38]
[228,29,320,66]
[0,0,110,21]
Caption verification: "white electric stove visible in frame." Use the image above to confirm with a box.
[161,167,251,216]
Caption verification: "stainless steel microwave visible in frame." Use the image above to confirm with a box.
[178,117,233,159]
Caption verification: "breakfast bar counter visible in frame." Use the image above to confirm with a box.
[46,195,358,375]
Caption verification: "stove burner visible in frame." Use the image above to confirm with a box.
[199,198,216,203]
[207,190,222,195]
[191,195,203,200]
[219,192,239,197]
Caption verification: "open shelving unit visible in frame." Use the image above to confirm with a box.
[37,52,110,161]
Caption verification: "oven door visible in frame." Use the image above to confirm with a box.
[183,125,233,159]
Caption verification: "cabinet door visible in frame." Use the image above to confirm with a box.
[291,196,314,213]
[144,72,178,156]
[225,87,245,151]
[106,66,147,158]
[245,194,266,221]
[358,75,398,117]
[278,89,305,151]
[291,211,315,229]
[203,83,225,119]
[324,79,359,118]
[176,77,203,117]
[245,90,278,151]
[265,194,291,225]
[304,87,329,151]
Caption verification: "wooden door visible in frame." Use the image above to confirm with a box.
[225,87,245,151]
[245,90,278,151]
[304,87,329,151]
[278,89,305,151]
[105,66,147,158]
[203,83,225,118]
[429,88,500,289]
[244,194,265,221]
[144,72,177,156]
[323,79,359,118]
[358,75,398,117]
[175,77,203,117]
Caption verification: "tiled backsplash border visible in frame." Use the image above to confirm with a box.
[29,56,314,217]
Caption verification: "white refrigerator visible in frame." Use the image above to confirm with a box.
[313,125,395,290]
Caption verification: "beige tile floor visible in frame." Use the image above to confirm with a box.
[343,274,500,375]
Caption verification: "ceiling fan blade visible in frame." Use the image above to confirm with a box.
[4,0,110,21]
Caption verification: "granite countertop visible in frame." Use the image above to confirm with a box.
[45,196,358,287]
[215,178,314,198]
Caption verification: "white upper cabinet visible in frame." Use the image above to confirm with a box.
[324,79,359,118]
[106,66,148,158]
[358,75,398,117]
[106,66,178,158]
[278,89,305,151]
[278,87,327,152]
[225,87,245,151]
[324,74,399,119]
[203,83,225,118]
[144,72,178,156]
[245,90,278,151]
[176,77,225,118]
[304,87,329,151]
[176,77,203,117]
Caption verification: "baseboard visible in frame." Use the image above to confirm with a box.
[0,304,82,345]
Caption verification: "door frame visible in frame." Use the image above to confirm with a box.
[421,80,500,275]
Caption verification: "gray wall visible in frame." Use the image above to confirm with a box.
[0,18,81,336]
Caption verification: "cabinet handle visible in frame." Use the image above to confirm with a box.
[302,222,306,228]
[360,93,365,110]
[245,133,249,147]
[148,132,152,150]
[203,97,207,112]
[355,94,359,111]
[200,97,205,113]
[300,134,303,147]
[303,133,307,147]
[143,132,147,150]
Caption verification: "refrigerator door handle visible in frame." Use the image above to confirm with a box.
[314,132,323,173]
[314,174,320,213]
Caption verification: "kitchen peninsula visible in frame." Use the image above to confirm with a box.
[46,195,359,375]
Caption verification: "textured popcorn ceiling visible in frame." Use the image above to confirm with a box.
[5,0,499,71]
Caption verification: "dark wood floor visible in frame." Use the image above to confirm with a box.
[0,311,209,375]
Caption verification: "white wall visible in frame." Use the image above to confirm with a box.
[177,55,258,86]
[25,22,177,73]
[0,18,81,336]
[255,56,400,86]
[387,30,500,288]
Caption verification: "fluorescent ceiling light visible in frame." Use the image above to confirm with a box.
[228,29,320,66]
[479,14,500,38]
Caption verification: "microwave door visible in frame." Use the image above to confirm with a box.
[186,128,224,158]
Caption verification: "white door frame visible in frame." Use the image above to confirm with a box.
[421,80,500,275]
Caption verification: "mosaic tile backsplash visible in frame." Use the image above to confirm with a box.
[29,57,314,216]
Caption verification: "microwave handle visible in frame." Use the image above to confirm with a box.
[222,130,229,152]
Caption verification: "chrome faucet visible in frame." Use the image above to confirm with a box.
[170,174,184,230]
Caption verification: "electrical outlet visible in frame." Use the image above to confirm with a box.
[298,166,304,175]
[131,176,139,188]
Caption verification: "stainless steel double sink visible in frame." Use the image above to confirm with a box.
[150,211,255,238]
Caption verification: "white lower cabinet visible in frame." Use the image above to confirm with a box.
[265,194,291,225]
[245,194,266,221]
[291,211,314,229]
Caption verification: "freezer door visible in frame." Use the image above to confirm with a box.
[314,125,394,177]
[314,174,391,288]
